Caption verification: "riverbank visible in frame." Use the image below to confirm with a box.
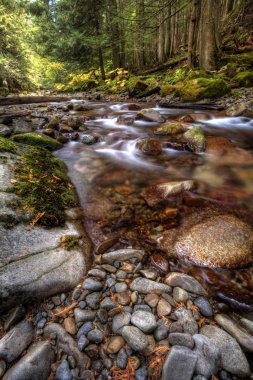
[0,97,253,379]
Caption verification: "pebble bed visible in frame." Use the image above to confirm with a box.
[1,248,253,380]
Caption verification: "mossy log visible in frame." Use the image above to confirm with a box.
[0,96,73,106]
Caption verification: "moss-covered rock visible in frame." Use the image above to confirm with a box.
[183,126,205,153]
[232,71,253,87]
[0,136,18,153]
[127,77,148,97]
[12,133,63,151]
[155,121,187,136]
[9,147,78,227]
[160,84,180,97]
[136,138,162,156]
[177,78,230,102]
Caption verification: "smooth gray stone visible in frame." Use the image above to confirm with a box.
[215,313,253,351]
[175,308,198,335]
[102,249,145,264]
[85,292,101,310]
[165,272,207,295]
[74,308,96,324]
[194,297,213,317]
[44,323,88,372]
[100,297,117,310]
[173,287,189,303]
[169,333,194,348]
[0,320,34,362]
[4,341,54,380]
[4,305,26,331]
[193,334,221,378]
[116,348,128,369]
[0,246,88,312]
[121,326,149,351]
[87,269,106,279]
[130,277,171,294]
[0,359,6,377]
[55,360,73,380]
[131,310,157,333]
[115,283,128,293]
[201,325,250,377]
[112,312,131,333]
[240,317,253,334]
[82,278,103,291]
[162,345,197,380]
[87,329,104,344]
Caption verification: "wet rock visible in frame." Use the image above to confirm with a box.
[102,249,145,264]
[55,360,73,380]
[115,283,128,293]
[106,336,125,354]
[82,278,103,292]
[4,341,54,380]
[173,287,189,303]
[215,313,253,351]
[136,138,162,156]
[169,332,194,348]
[183,126,206,153]
[0,359,6,377]
[162,345,197,380]
[4,305,26,331]
[137,108,163,123]
[201,325,250,377]
[115,291,131,306]
[193,297,213,317]
[101,297,117,310]
[67,116,83,130]
[193,334,221,378]
[150,253,169,273]
[135,365,148,380]
[87,329,104,344]
[64,317,77,335]
[131,311,157,333]
[77,321,93,339]
[58,124,74,133]
[175,308,198,335]
[117,115,135,126]
[0,320,34,362]
[155,121,187,136]
[48,117,59,129]
[116,348,128,369]
[240,318,253,334]
[37,318,46,329]
[78,335,89,351]
[81,135,98,145]
[173,214,253,268]
[130,277,171,294]
[226,100,253,118]
[74,309,96,324]
[0,124,12,137]
[154,323,169,341]
[84,344,99,359]
[97,309,108,324]
[112,312,131,333]
[144,293,159,308]
[157,299,172,317]
[87,269,106,279]
[121,326,149,351]
[139,269,158,280]
[44,323,88,371]
[86,292,101,309]
[142,180,194,207]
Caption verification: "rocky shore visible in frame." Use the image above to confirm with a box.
[0,95,253,379]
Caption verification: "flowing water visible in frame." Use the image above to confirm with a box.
[52,100,253,312]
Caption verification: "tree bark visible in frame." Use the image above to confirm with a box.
[187,0,201,68]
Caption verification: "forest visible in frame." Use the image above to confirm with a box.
[1,0,253,98]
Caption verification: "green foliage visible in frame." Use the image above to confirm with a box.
[0,136,18,153]
[9,147,78,227]
[232,71,253,87]
[12,133,63,151]
[165,68,187,84]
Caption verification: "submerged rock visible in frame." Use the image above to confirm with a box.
[160,212,253,268]
[136,137,162,156]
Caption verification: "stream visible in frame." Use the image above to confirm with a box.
[44,99,253,313]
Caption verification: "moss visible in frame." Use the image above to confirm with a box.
[60,235,80,250]
[177,78,230,101]
[222,52,253,68]
[183,126,206,152]
[232,71,253,87]
[9,147,79,227]
[160,83,183,97]
[127,77,148,97]
[186,70,210,80]
[155,122,187,136]
[12,133,63,151]
[0,136,18,153]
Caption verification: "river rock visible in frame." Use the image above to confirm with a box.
[165,272,207,295]
[183,126,206,153]
[0,320,34,362]
[87,329,104,344]
[137,108,163,122]
[173,287,189,303]
[157,299,172,317]
[175,308,198,335]
[102,249,145,264]
[74,309,96,324]
[161,213,253,268]
[136,138,162,156]
[112,312,131,333]
[55,360,73,380]
[193,297,213,317]
[44,323,88,371]
[0,124,12,137]
[162,345,197,380]
[121,326,149,351]
[106,336,125,354]
[201,325,250,377]
[226,100,253,118]
[4,305,26,331]
[131,311,157,333]
[4,341,54,380]
[64,317,77,335]
[142,180,194,207]
[130,277,171,294]
[81,135,98,145]
[215,313,253,351]
[169,333,194,348]
[193,334,221,378]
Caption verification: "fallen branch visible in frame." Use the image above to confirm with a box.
[53,302,78,317]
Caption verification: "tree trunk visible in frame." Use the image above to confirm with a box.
[188,0,201,68]
[199,0,220,70]
[109,0,121,68]
[158,0,165,63]
[135,0,145,68]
